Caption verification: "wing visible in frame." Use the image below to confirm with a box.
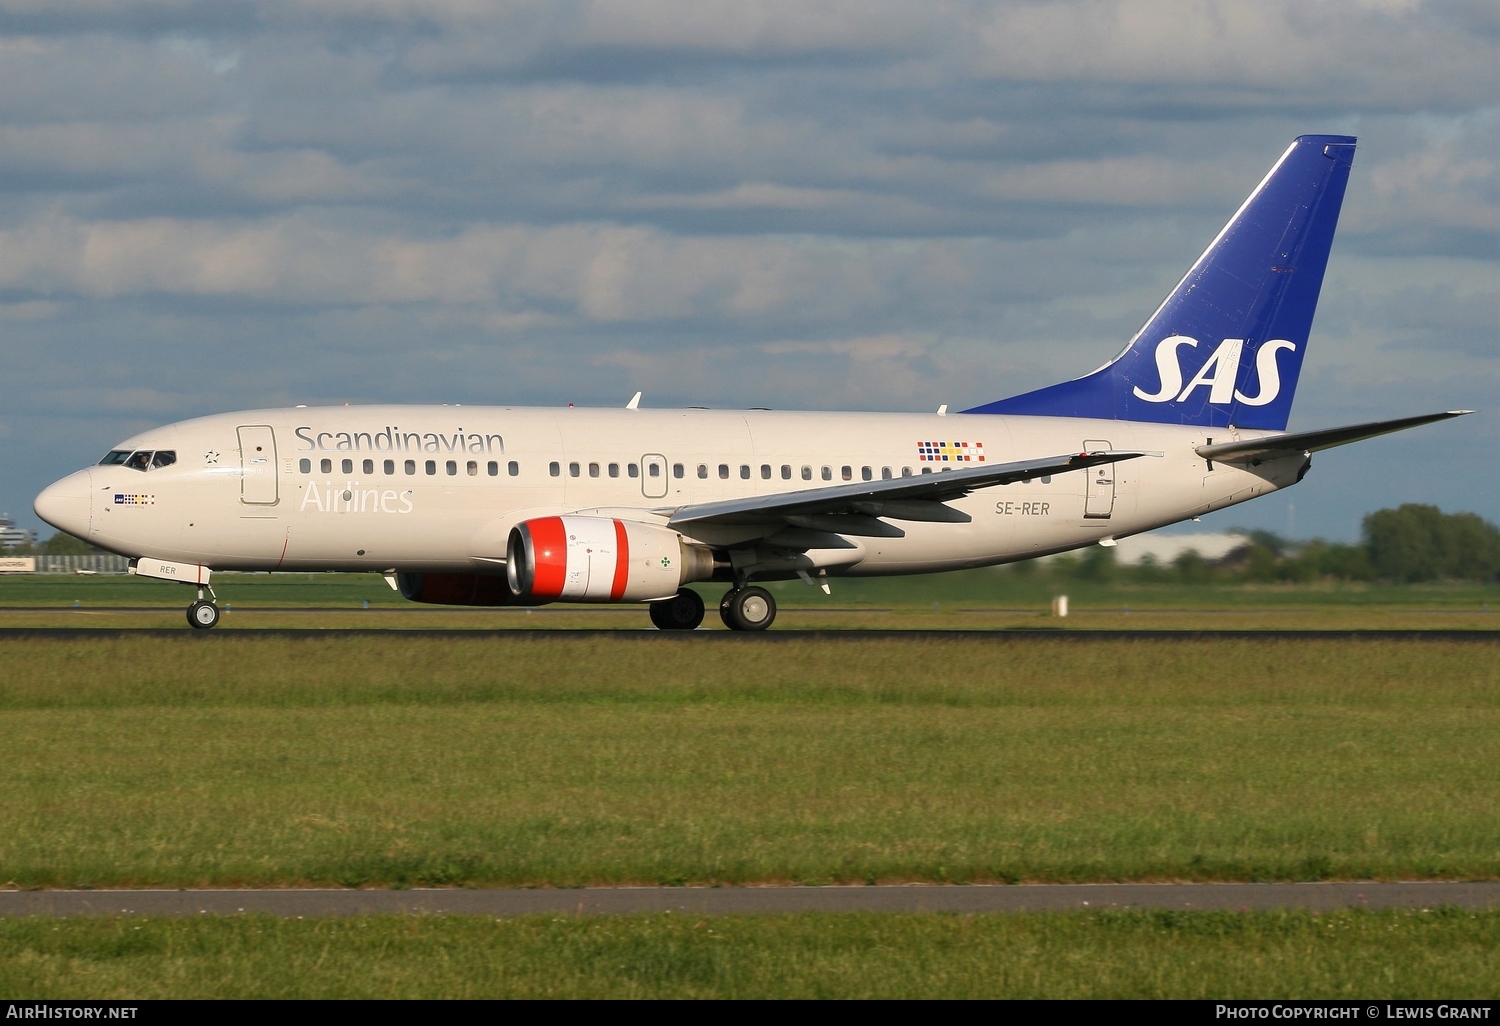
[665,449,1153,536]
[1196,411,1473,464]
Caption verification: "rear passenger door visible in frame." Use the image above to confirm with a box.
[1082,438,1114,519]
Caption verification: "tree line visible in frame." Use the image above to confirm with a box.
[1027,504,1500,584]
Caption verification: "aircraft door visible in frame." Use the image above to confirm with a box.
[641,454,668,499]
[1083,439,1114,519]
[237,425,279,505]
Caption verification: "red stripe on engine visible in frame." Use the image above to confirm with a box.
[528,516,568,598]
[610,519,630,601]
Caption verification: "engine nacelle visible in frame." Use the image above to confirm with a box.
[396,572,521,606]
[506,516,714,602]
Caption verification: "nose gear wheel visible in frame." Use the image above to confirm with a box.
[187,600,220,630]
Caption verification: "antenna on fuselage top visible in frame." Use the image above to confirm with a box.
[626,391,642,410]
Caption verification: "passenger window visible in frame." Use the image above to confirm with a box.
[882,467,892,480]
[629,463,639,478]
[698,464,709,479]
[801,466,812,481]
[321,458,333,474]
[921,467,932,475]
[363,459,374,475]
[673,464,684,479]
[445,460,457,476]
[425,460,437,475]
[467,460,479,476]
[761,465,771,480]
[569,462,580,477]
[608,463,619,478]
[385,460,395,475]
[821,466,832,481]
[718,464,729,480]
[861,466,871,481]
[782,465,791,480]
[405,459,416,475]
[152,451,176,469]
[508,461,519,476]
[549,462,560,477]
[487,461,498,476]
[341,459,352,474]
[99,450,131,466]
[901,467,912,477]
[647,464,659,478]
[740,465,750,480]
[842,466,852,481]
[299,458,311,474]
[589,462,600,478]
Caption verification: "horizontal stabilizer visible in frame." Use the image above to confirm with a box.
[1196,411,1473,463]
[667,449,1153,529]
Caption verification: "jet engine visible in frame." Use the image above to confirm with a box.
[507,516,714,602]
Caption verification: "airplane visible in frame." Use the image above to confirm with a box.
[33,134,1471,631]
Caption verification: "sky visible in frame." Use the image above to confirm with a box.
[1,0,1496,542]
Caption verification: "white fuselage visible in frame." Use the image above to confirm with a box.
[37,405,1304,583]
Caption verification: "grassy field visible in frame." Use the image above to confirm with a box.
[2,569,1499,631]
[3,909,1497,998]
[3,634,1498,887]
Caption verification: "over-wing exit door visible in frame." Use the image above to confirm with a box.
[1083,439,1114,519]
[237,425,278,505]
[641,454,668,499]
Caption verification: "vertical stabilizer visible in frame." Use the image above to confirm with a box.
[965,135,1356,430]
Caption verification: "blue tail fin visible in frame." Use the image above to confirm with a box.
[965,135,1356,431]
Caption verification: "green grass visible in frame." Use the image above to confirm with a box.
[3,909,1497,998]
[3,635,1499,887]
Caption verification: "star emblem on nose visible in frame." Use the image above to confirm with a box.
[204,451,219,465]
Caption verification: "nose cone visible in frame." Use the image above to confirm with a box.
[35,469,92,539]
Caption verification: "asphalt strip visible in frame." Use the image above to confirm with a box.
[4,883,1499,917]
[4,628,1500,640]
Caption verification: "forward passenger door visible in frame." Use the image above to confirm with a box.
[237,425,279,505]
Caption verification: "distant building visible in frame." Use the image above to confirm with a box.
[0,514,37,550]
[1034,532,1248,567]
[1108,532,1249,567]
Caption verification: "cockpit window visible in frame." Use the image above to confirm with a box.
[123,451,153,472]
[99,450,131,466]
[151,450,176,468]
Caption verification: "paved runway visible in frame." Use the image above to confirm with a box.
[3,627,1500,640]
[4,883,1498,917]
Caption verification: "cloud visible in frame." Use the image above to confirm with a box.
[0,0,1497,541]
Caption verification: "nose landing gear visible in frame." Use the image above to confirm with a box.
[186,585,220,630]
[720,585,776,631]
[187,600,220,629]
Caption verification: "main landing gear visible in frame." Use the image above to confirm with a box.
[649,588,705,631]
[646,585,778,631]
[186,586,220,630]
[720,585,776,632]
